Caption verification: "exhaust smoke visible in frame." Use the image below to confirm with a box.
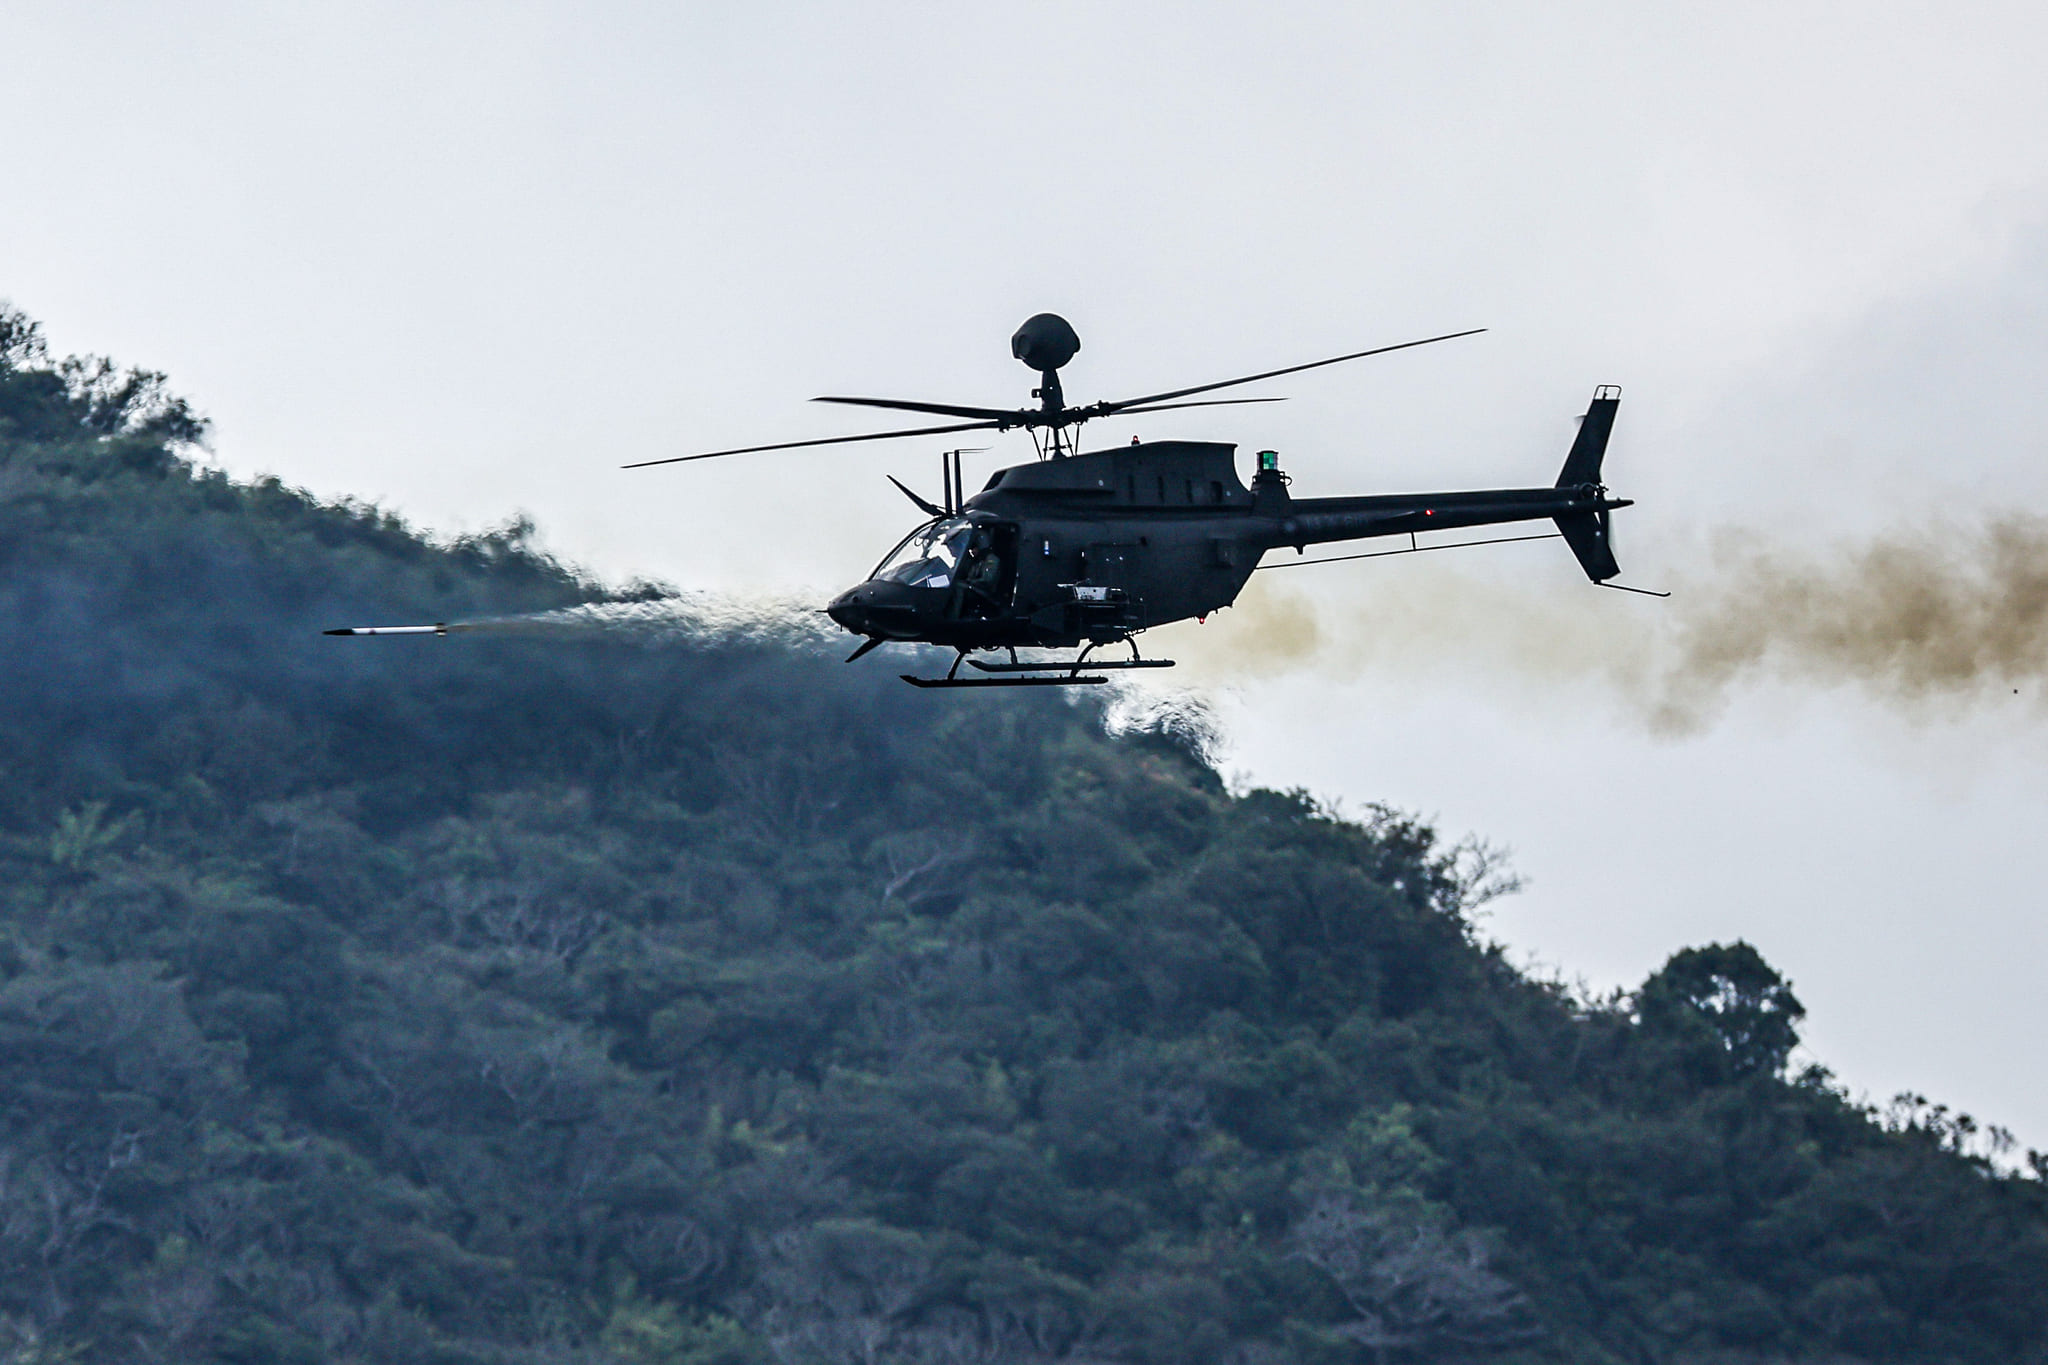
[1168,516,2048,731]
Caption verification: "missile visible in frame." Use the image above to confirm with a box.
[320,600,700,641]
[323,623,449,636]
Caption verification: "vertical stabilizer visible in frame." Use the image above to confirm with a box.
[1556,385,1621,489]
[1555,386,1622,582]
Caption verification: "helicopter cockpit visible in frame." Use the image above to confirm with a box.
[873,517,973,587]
[869,516,1014,614]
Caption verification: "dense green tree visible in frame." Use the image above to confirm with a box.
[1638,939,1806,1082]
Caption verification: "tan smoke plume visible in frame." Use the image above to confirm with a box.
[1655,516,2048,726]
[1167,516,2048,731]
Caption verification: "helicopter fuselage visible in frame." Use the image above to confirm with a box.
[825,433,1629,653]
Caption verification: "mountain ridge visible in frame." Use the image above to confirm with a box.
[0,304,2042,1364]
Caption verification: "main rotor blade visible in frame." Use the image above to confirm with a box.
[623,417,1004,468]
[1096,327,1485,413]
[1109,396,1287,417]
[810,393,1287,428]
[813,395,1021,422]
[811,392,1277,423]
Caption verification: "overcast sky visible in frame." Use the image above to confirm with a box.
[7,2,2048,1145]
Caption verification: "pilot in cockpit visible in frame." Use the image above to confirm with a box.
[960,527,1003,604]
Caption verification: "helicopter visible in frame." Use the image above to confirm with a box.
[330,314,1643,687]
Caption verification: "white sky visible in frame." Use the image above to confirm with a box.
[6,2,2048,1143]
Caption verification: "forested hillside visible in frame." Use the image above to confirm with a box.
[2,306,2044,1365]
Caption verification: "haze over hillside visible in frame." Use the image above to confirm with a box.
[2,308,2044,1364]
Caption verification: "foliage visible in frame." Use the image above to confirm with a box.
[1637,940,1806,1082]
[1,307,2045,1363]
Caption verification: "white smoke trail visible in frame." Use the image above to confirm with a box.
[336,592,839,647]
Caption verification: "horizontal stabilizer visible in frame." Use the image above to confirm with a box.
[1557,386,1621,489]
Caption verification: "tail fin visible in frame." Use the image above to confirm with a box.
[1554,385,1622,582]
[1556,385,1620,489]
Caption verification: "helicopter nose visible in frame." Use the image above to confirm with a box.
[828,581,922,639]
[826,588,867,635]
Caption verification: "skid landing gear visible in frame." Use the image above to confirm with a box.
[900,638,1175,689]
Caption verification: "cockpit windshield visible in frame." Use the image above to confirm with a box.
[872,517,974,588]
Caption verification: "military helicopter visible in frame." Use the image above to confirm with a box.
[331,314,1643,687]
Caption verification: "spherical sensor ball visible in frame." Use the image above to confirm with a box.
[1011,313,1081,372]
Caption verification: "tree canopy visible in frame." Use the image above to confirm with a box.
[1,304,2043,1364]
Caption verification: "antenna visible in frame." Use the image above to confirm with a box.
[940,447,986,514]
